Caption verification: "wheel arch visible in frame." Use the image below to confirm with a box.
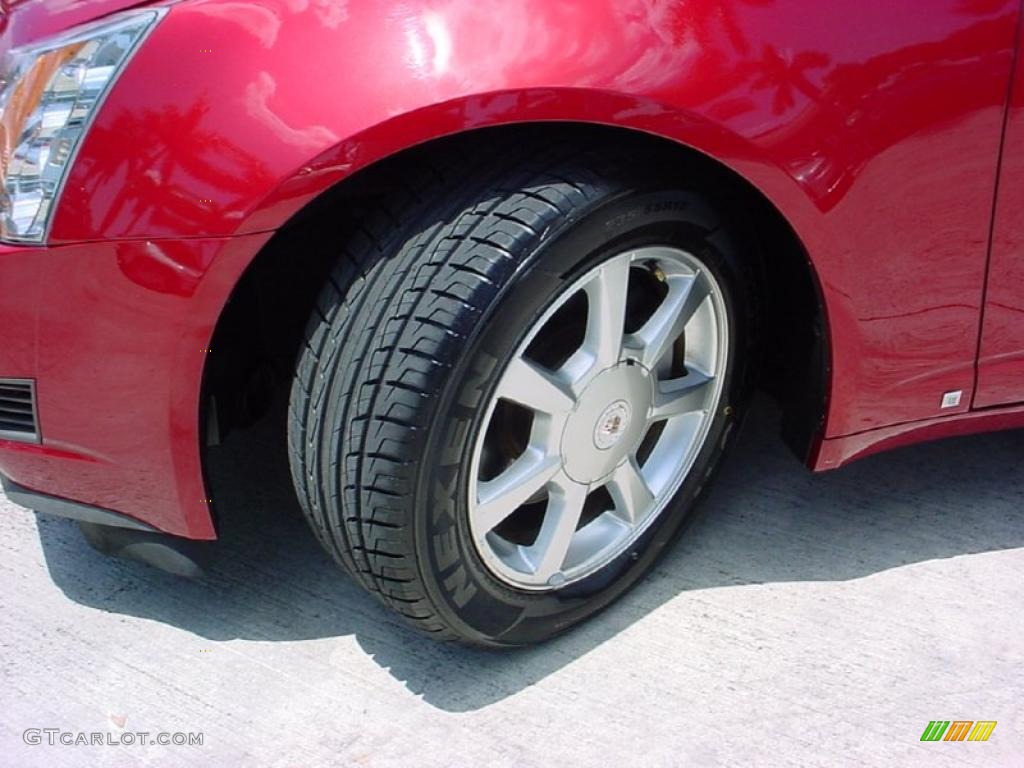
[233,86,824,241]
[203,116,830,474]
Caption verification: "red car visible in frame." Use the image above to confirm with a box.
[1,0,1021,646]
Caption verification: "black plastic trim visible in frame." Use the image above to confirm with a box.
[0,473,158,532]
[0,378,40,443]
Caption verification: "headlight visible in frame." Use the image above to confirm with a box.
[0,10,163,243]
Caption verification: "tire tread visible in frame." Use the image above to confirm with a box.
[289,141,650,641]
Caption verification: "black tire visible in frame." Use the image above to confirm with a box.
[288,138,755,646]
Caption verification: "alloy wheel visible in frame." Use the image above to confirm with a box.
[468,246,729,590]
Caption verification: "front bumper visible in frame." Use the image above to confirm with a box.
[2,471,214,577]
[0,232,272,538]
[1,471,158,530]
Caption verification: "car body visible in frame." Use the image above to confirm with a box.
[1,0,1022,603]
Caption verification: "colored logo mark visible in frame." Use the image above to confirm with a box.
[920,721,997,742]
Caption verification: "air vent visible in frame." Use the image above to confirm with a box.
[0,379,39,442]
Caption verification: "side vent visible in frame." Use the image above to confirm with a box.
[0,379,39,442]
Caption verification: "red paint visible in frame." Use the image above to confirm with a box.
[814,402,1024,471]
[976,10,1024,409]
[1,0,1023,538]
[0,233,272,538]
[0,0,155,44]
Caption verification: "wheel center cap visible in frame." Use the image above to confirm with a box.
[560,364,653,484]
[594,400,632,450]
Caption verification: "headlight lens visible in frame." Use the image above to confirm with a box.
[0,11,163,243]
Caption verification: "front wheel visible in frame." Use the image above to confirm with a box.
[288,142,754,646]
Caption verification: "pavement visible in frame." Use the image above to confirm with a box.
[1,399,1022,767]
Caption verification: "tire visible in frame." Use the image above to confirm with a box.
[288,138,754,646]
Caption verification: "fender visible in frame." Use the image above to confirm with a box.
[51,0,1018,441]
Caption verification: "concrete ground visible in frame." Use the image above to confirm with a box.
[1,400,1022,767]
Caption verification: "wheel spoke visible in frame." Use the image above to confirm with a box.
[527,476,588,582]
[495,356,576,416]
[649,368,715,420]
[582,255,632,372]
[606,458,654,524]
[630,272,711,370]
[476,449,561,533]
[469,246,728,591]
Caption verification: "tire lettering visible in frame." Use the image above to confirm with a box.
[440,419,468,466]
[458,352,498,409]
[434,526,459,571]
[443,564,478,608]
[604,210,638,230]
[432,467,458,525]
[644,200,687,214]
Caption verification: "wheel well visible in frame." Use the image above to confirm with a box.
[203,123,827,480]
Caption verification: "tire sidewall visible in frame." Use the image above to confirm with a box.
[415,187,751,646]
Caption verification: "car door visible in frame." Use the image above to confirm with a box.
[976,16,1024,409]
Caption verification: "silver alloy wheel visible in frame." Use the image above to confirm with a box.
[468,246,729,590]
